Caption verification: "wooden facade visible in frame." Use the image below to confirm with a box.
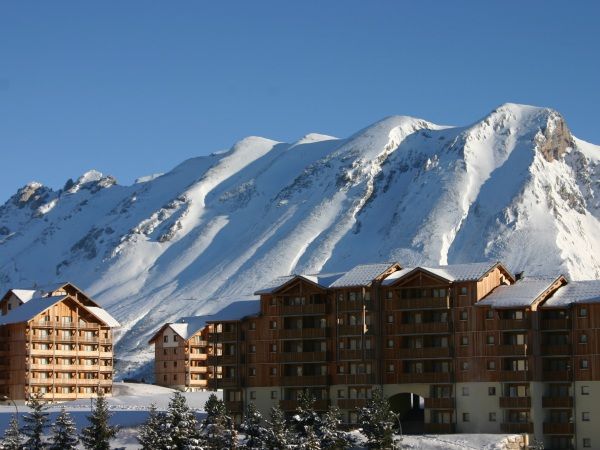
[0,283,118,402]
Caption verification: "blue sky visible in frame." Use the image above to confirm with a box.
[1,1,599,202]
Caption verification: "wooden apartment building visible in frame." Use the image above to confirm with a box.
[197,261,600,450]
[0,282,119,402]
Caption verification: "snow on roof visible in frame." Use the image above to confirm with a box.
[542,281,600,307]
[169,315,212,340]
[254,275,297,294]
[207,300,261,323]
[477,277,561,308]
[86,306,120,327]
[329,263,397,288]
[9,289,38,303]
[382,262,504,285]
[254,272,346,295]
[0,296,67,325]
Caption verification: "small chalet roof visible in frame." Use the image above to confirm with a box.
[254,273,346,295]
[171,315,211,340]
[207,300,261,323]
[382,262,511,285]
[0,296,68,325]
[542,281,600,308]
[86,306,121,327]
[8,289,38,303]
[477,276,564,309]
[329,263,398,288]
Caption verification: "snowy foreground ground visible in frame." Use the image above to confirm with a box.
[0,383,520,449]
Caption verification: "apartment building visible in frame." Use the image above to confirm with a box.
[0,282,119,402]
[202,261,600,450]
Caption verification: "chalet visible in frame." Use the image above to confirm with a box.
[0,282,119,402]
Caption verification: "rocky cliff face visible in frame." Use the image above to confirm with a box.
[0,103,598,374]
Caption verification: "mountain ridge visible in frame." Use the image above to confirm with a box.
[1,103,599,375]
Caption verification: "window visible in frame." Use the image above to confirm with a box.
[487,360,496,370]
[582,412,590,421]
[487,335,495,345]
[486,310,494,319]
[462,387,469,396]
[488,387,496,396]
[460,287,468,295]
[250,391,256,400]
[387,364,394,373]
[270,367,277,376]
[270,320,277,329]
[249,345,256,353]
[489,412,496,422]
[581,359,589,369]
[163,349,167,355]
[173,335,178,342]
[387,315,394,324]
[462,413,470,422]
[460,310,468,321]
[461,361,469,371]
[249,368,256,377]
[386,291,393,300]
[271,391,277,399]
[387,339,394,348]
[581,386,590,395]
[583,438,591,448]
[460,336,468,346]
[270,344,277,352]
[173,361,177,367]
[580,307,588,317]
[580,333,588,344]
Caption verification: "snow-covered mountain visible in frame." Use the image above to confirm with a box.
[1,103,599,374]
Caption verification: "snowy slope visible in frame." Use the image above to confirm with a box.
[1,103,599,374]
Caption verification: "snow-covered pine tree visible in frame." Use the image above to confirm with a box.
[22,393,49,450]
[48,407,79,450]
[201,394,235,449]
[2,415,23,450]
[80,390,119,450]
[239,402,268,449]
[357,387,396,449]
[136,403,166,450]
[303,425,321,450]
[319,406,355,449]
[265,405,292,450]
[291,390,321,442]
[162,391,203,450]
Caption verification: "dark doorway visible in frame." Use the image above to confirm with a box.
[389,392,424,434]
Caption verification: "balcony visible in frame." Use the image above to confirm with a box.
[336,300,368,312]
[543,422,574,434]
[498,370,531,381]
[280,399,329,411]
[279,328,328,339]
[208,378,239,389]
[424,397,454,409]
[392,322,450,335]
[188,365,208,373]
[498,319,530,330]
[499,397,531,408]
[541,345,571,356]
[395,372,452,383]
[496,345,528,356]
[392,298,449,310]
[542,396,573,408]
[281,375,329,386]
[540,319,571,331]
[334,374,376,385]
[225,401,244,413]
[393,347,451,359]
[207,355,237,366]
[337,325,367,336]
[424,423,455,434]
[338,349,369,360]
[500,422,533,433]
[542,371,571,382]
[210,331,237,342]
[337,398,367,409]
[278,304,327,316]
[280,352,328,363]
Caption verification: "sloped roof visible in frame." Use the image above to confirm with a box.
[477,277,563,308]
[207,300,261,323]
[329,263,398,288]
[86,306,120,327]
[254,275,297,294]
[9,289,38,303]
[542,280,600,307]
[0,296,68,325]
[254,272,345,295]
[382,262,511,285]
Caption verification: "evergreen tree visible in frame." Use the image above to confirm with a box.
[137,404,167,450]
[357,387,396,449]
[303,425,321,450]
[265,406,292,450]
[239,402,268,449]
[162,391,202,450]
[201,394,234,449]
[80,390,119,450]
[48,408,79,450]
[22,393,49,450]
[291,390,321,440]
[319,406,355,450]
[2,415,22,450]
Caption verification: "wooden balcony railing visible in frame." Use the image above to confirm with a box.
[424,423,455,434]
[542,396,573,408]
[281,375,329,386]
[392,298,449,310]
[338,349,370,360]
[543,422,574,434]
[390,372,452,383]
[208,378,239,389]
[540,345,571,356]
[498,319,530,330]
[540,319,571,331]
[207,355,237,366]
[279,351,328,363]
[496,345,528,356]
[337,325,367,336]
[424,397,454,409]
[498,370,531,381]
[499,396,531,408]
[388,322,450,335]
[279,328,328,339]
[500,422,533,433]
[392,347,451,359]
[334,374,376,385]
[277,304,327,316]
[542,370,571,382]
